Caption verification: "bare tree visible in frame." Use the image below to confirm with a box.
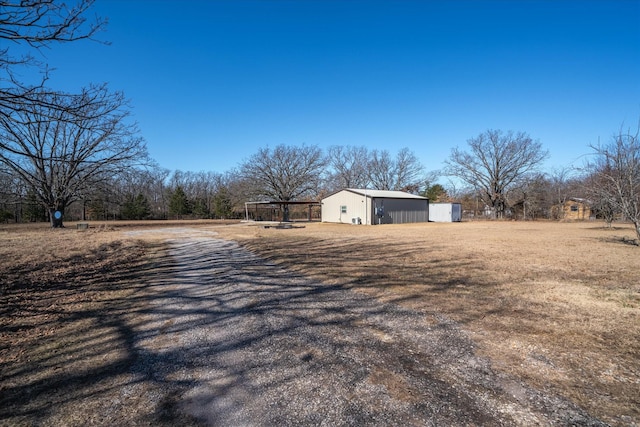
[326,145,369,191]
[1,0,106,117]
[241,144,325,221]
[586,172,617,228]
[367,149,394,190]
[222,169,253,217]
[189,171,217,218]
[165,170,225,218]
[106,164,170,220]
[0,0,104,50]
[0,164,23,221]
[367,147,424,192]
[445,130,548,218]
[144,166,171,219]
[394,147,424,193]
[0,84,148,227]
[548,167,572,217]
[509,173,552,220]
[587,126,640,241]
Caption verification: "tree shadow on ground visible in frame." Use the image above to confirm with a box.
[0,234,608,426]
[239,235,505,323]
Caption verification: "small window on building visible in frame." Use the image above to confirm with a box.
[340,205,347,214]
[570,205,579,212]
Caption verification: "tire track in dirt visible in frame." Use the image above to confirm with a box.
[128,228,607,426]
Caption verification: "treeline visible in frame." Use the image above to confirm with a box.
[0,141,609,223]
[0,144,425,222]
[1,1,638,241]
[1,130,637,233]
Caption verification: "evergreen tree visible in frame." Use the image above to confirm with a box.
[169,186,190,219]
[191,197,210,218]
[135,194,151,219]
[422,184,448,202]
[0,208,13,223]
[213,188,234,219]
[121,193,151,220]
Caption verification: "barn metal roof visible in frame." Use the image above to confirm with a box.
[344,189,427,200]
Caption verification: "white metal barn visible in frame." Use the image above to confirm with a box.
[429,203,462,222]
[321,189,429,225]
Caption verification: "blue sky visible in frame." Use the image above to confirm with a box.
[24,0,640,177]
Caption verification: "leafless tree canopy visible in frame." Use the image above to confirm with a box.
[445,130,548,218]
[587,126,640,241]
[367,148,424,192]
[392,147,424,192]
[0,0,103,46]
[1,0,106,118]
[326,145,369,190]
[241,144,326,202]
[326,146,424,193]
[0,84,148,226]
[367,149,395,190]
[0,0,105,74]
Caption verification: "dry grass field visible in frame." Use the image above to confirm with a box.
[1,219,638,425]
[216,220,640,426]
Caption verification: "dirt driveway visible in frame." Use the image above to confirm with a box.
[91,226,605,427]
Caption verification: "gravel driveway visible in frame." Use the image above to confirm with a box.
[125,228,606,426]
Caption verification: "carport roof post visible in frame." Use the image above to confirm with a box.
[244,200,321,221]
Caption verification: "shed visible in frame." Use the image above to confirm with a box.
[321,189,429,225]
[562,198,592,220]
[429,203,462,222]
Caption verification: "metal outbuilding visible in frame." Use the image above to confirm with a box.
[321,189,429,225]
[429,203,462,222]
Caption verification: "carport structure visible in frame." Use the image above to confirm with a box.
[244,201,321,222]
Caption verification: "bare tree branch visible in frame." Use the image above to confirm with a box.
[326,145,369,191]
[367,148,423,192]
[240,144,326,221]
[445,130,548,218]
[1,0,106,120]
[0,85,148,227]
[587,124,640,241]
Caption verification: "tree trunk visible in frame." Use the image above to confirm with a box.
[49,206,65,228]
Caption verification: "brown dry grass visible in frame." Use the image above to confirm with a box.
[1,219,638,426]
[215,220,640,426]
[0,223,168,426]
[1,221,252,426]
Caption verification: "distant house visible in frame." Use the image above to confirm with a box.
[562,198,592,220]
[321,189,428,225]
